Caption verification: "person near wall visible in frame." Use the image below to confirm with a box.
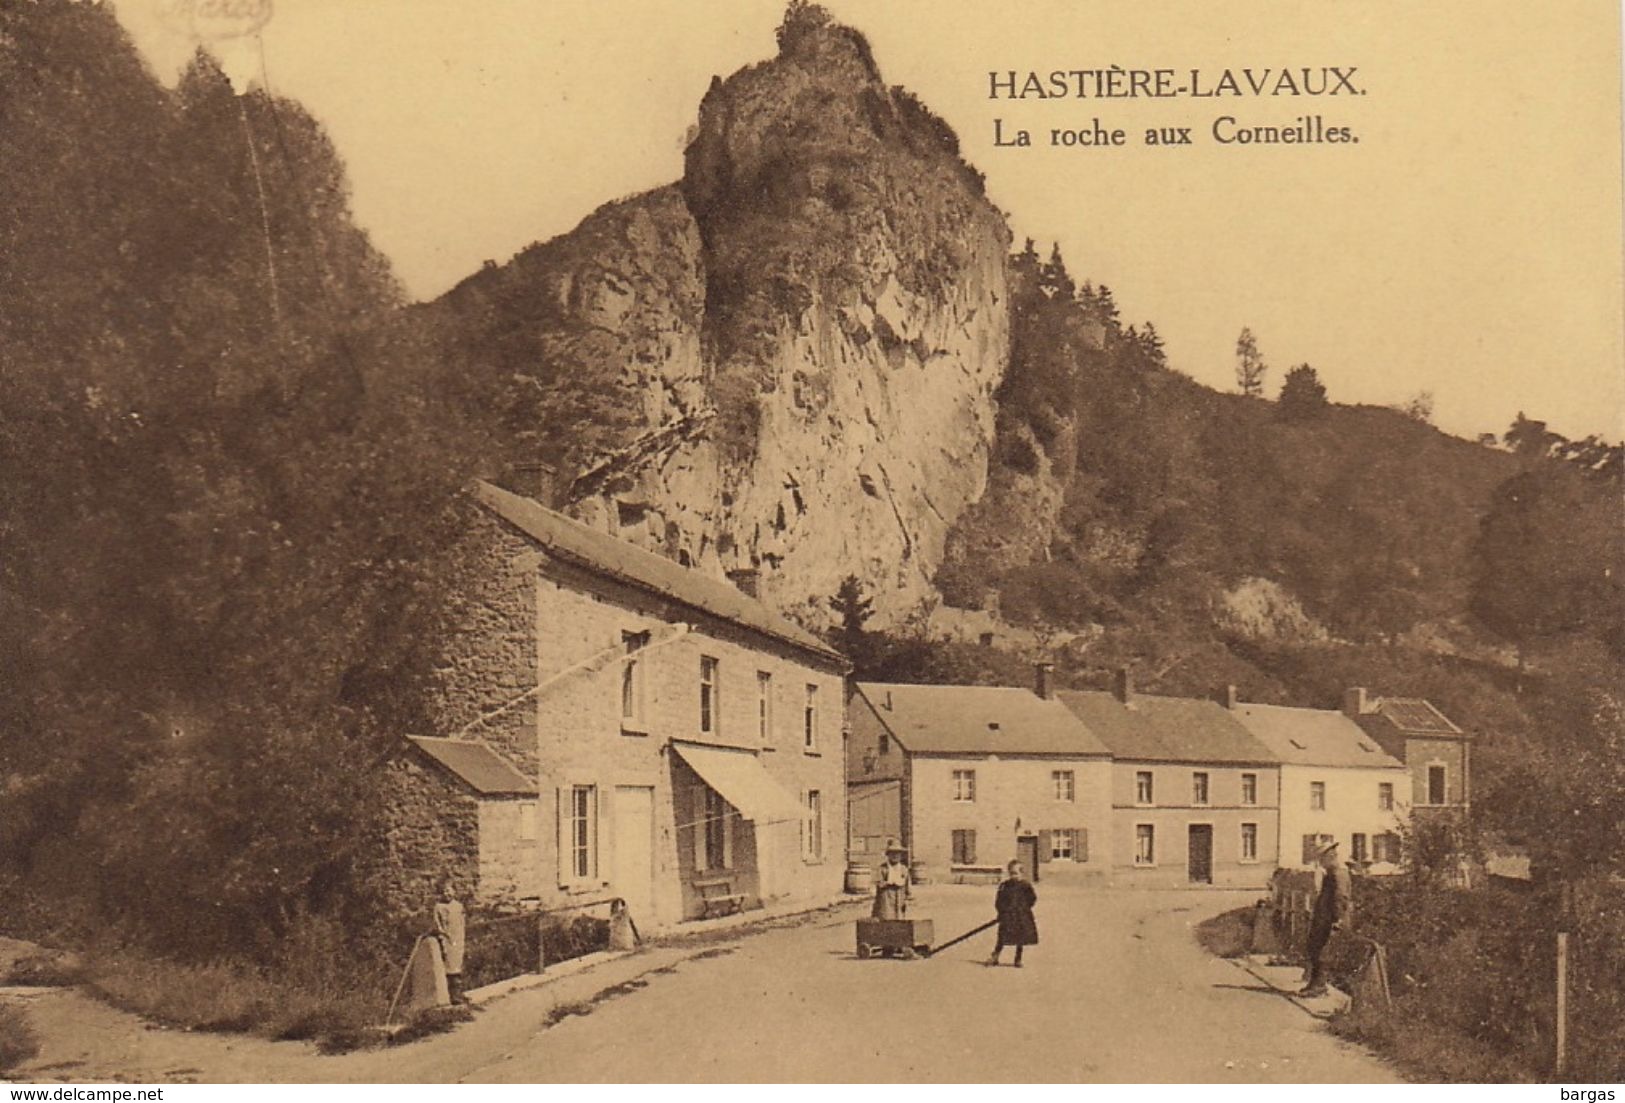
[433,878,468,1004]
[872,841,912,919]
[987,859,1038,968]
[1301,841,1353,997]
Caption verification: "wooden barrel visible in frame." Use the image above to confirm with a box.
[844,861,874,894]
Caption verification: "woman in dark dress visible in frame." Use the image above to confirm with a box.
[988,859,1038,967]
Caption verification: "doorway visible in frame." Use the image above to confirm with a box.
[612,786,655,925]
[1017,834,1040,883]
[1187,824,1213,884]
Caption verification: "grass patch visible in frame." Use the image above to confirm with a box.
[3,950,86,987]
[84,950,387,1054]
[1195,906,1256,959]
[1331,998,1536,1084]
[0,1004,41,1074]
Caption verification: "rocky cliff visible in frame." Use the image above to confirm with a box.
[429,7,1009,627]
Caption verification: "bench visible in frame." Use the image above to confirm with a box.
[694,877,745,918]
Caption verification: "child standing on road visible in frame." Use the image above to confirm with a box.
[988,859,1038,968]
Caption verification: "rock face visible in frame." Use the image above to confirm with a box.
[430,10,1010,627]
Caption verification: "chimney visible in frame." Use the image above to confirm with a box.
[727,567,760,598]
[1343,686,1370,719]
[1219,684,1239,710]
[503,460,558,507]
[1034,662,1055,700]
[1113,667,1133,705]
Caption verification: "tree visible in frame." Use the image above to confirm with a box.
[1277,363,1328,420]
[0,4,494,959]
[1400,391,1435,424]
[1234,327,1267,396]
[1469,466,1622,664]
[827,574,876,671]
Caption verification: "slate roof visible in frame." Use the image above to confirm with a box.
[476,481,843,666]
[1230,703,1406,770]
[1371,697,1463,736]
[407,736,537,796]
[1056,690,1277,765]
[856,682,1111,757]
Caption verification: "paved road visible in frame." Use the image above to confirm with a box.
[466,882,1401,1083]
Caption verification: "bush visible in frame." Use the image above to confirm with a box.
[0,1005,40,1074]
[1349,874,1625,1082]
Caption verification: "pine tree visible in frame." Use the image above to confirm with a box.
[1234,327,1267,396]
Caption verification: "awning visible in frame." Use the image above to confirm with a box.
[670,742,804,826]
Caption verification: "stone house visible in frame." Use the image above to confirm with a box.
[388,480,848,929]
[1344,689,1471,814]
[1057,674,1281,888]
[847,665,1114,883]
[1226,695,1409,869]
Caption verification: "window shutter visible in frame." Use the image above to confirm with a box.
[555,787,566,884]
[1077,827,1089,863]
[966,829,977,865]
[1302,834,1316,865]
[1037,830,1053,862]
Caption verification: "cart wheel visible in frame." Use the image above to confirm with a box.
[856,944,872,959]
[900,946,916,961]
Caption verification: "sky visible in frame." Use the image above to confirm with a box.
[110,0,1625,443]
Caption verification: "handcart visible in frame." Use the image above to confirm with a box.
[855,917,934,960]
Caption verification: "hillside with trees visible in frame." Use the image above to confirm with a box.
[0,0,497,981]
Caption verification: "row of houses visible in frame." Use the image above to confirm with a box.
[384,480,1468,928]
[848,669,1465,888]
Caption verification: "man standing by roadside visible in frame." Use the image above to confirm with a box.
[434,878,468,1004]
[1301,841,1352,997]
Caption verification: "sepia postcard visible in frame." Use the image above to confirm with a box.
[1,0,1621,1090]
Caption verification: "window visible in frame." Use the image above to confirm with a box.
[803,684,818,750]
[565,785,598,882]
[756,671,772,742]
[699,656,719,734]
[951,829,977,865]
[952,769,976,802]
[1310,781,1326,810]
[1192,772,1210,806]
[1374,832,1402,863]
[1135,824,1155,865]
[1051,828,1077,860]
[620,631,648,727]
[803,790,823,861]
[1241,773,1258,806]
[700,786,731,871]
[1301,832,1334,865]
[1240,822,1258,861]
[1135,771,1154,805]
[1428,764,1446,805]
[879,734,890,755]
[1053,770,1075,802]
[519,801,538,841]
[1378,782,1395,811]
[1352,833,1368,862]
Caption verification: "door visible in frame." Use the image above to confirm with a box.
[612,786,655,925]
[1188,824,1213,884]
[1017,835,1041,883]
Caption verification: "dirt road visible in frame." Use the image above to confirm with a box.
[4,885,1401,1083]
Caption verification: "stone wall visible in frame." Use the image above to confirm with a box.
[375,754,481,918]
[427,508,540,777]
